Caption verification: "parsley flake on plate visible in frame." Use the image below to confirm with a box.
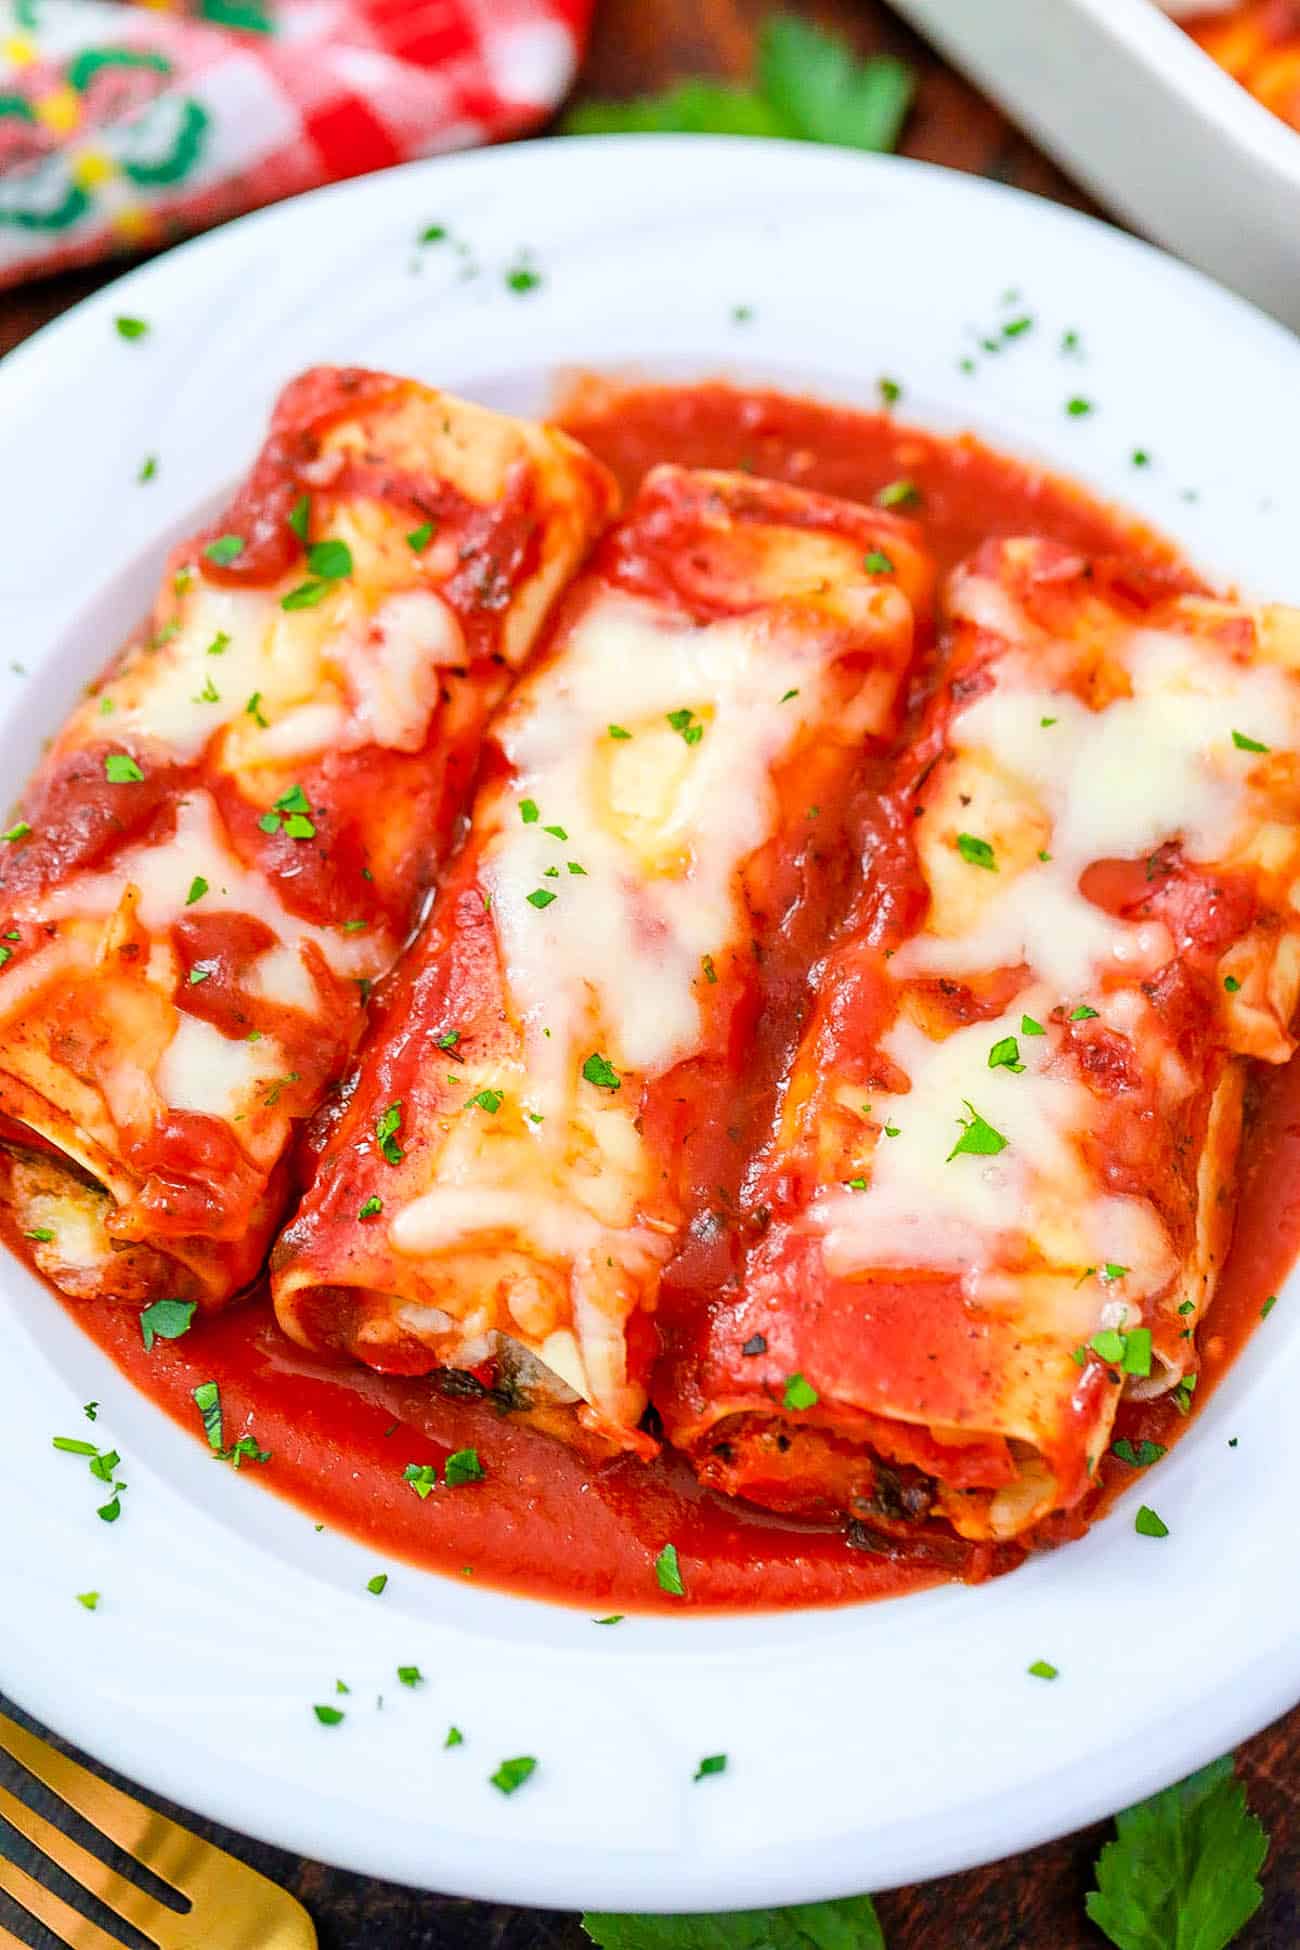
[115,315,149,340]
[139,1298,196,1351]
[1135,1504,1169,1538]
[1231,730,1269,753]
[694,1754,728,1781]
[491,1755,537,1794]
[445,1725,464,1748]
[398,1666,423,1688]
[1112,1438,1166,1468]
[367,1573,388,1596]
[654,1542,685,1597]
[1027,1660,1058,1680]
[313,1705,345,1727]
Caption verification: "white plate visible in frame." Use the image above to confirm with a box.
[2,137,1299,1913]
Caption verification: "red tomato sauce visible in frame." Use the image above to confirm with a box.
[47,381,1293,1613]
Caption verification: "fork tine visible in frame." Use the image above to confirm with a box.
[0,1848,128,1950]
[0,1709,203,1901]
[0,1777,165,1939]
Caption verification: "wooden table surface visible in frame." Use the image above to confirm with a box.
[1,2,1296,1945]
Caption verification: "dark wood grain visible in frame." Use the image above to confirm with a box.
[1,2,1296,1944]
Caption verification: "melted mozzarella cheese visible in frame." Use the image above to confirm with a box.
[485,593,823,1102]
[814,997,1176,1310]
[901,617,1300,997]
[156,1012,286,1131]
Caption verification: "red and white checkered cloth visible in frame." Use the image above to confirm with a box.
[0,0,594,288]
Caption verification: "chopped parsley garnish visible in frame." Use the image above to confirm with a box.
[582,1052,621,1092]
[140,1298,196,1350]
[138,455,157,483]
[863,550,895,573]
[694,1754,728,1780]
[1224,975,1241,993]
[1101,1262,1129,1282]
[878,377,902,406]
[437,1029,461,1051]
[24,1226,52,1241]
[654,1541,685,1597]
[781,688,799,703]
[206,631,231,657]
[491,1755,538,1794]
[77,1591,100,1611]
[204,534,245,566]
[667,707,704,746]
[1112,1438,1166,1467]
[1135,1504,1169,1538]
[1066,397,1094,417]
[987,1035,1023,1073]
[526,888,557,909]
[955,832,997,871]
[1172,1372,1198,1416]
[876,478,920,509]
[1069,1003,1099,1021]
[1231,730,1269,753]
[1085,1327,1151,1377]
[281,579,333,611]
[445,1448,485,1486]
[608,724,632,740]
[313,1705,345,1727]
[702,955,718,984]
[407,521,435,551]
[398,1666,424,1687]
[1040,716,1057,728]
[404,1462,438,1500]
[1131,449,1151,468]
[246,692,268,727]
[367,1573,388,1595]
[52,1436,99,1456]
[783,1372,818,1410]
[185,876,208,905]
[258,782,315,840]
[2,822,30,842]
[193,1380,224,1453]
[358,1196,383,1221]
[543,823,568,840]
[445,1725,464,1748]
[104,753,144,784]
[188,966,212,986]
[115,315,149,340]
[505,263,542,295]
[419,223,447,244]
[520,798,540,823]
[1027,1660,1058,1680]
[947,1101,1008,1161]
[1002,316,1034,339]
[376,1102,404,1165]
[195,674,219,704]
[593,1615,624,1626]
[288,494,310,542]
[467,1088,502,1114]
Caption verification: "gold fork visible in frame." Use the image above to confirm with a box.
[0,1706,317,1948]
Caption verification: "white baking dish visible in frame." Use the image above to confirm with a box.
[889,0,1300,330]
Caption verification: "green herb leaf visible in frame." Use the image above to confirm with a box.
[527,888,557,909]
[758,16,915,152]
[307,538,353,581]
[520,797,540,824]
[313,1705,345,1727]
[1112,1438,1166,1468]
[1066,397,1094,417]
[782,1373,818,1411]
[104,753,144,784]
[1028,1660,1059,1680]
[1135,1504,1169,1539]
[407,521,435,551]
[878,377,901,406]
[491,1755,537,1795]
[2,822,30,842]
[1231,730,1269,754]
[77,1591,100,1611]
[876,478,920,509]
[445,1725,464,1747]
[694,1754,728,1780]
[988,1035,1023,1073]
[115,315,149,340]
[193,1380,224,1453]
[582,1052,622,1092]
[566,77,790,140]
[607,724,632,740]
[863,550,894,574]
[1069,1003,1100,1021]
[593,1616,624,1626]
[398,1665,423,1687]
[204,534,245,566]
[376,1101,404,1165]
[139,1298,196,1351]
[280,580,331,611]
[445,1448,484,1486]
[947,1101,1008,1161]
[654,1542,685,1597]
[367,1573,388,1595]
[581,1893,886,1949]
[404,1462,438,1501]
[359,1196,383,1221]
[288,494,310,542]
[138,455,157,483]
[467,1088,502,1114]
[185,876,208,906]
[1086,1755,1266,1950]
[956,832,997,871]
